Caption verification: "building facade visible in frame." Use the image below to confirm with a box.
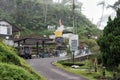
[0,20,21,46]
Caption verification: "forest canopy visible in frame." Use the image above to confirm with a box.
[0,0,101,36]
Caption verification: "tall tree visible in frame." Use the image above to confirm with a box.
[97,9,120,68]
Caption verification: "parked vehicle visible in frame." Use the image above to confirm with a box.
[19,45,32,59]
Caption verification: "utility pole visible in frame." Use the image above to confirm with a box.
[72,0,75,34]
[44,0,48,23]
[72,0,75,64]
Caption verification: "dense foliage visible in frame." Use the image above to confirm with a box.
[0,41,22,65]
[0,39,44,80]
[0,0,101,37]
[97,9,120,68]
[0,63,38,80]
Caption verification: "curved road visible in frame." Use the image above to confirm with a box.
[27,57,88,80]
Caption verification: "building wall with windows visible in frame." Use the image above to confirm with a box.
[0,21,12,35]
[0,20,20,46]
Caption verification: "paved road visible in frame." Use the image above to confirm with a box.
[27,57,88,80]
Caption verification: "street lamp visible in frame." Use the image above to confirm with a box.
[42,35,47,53]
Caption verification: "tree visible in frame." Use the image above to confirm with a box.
[0,0,101,37]
[97,9,120,68]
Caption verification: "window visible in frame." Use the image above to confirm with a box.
[7,27,12,35]
[0,25,12,35]
[0,26,7,34]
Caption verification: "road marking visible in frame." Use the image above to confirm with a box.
[51,69,79,79]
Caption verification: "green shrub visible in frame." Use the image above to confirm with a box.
[58,61,84,66]
[0,63,39,80]
[0,41,21,65]
[80,38,100,54]
[0,41,44,80]
[0,41,31,68]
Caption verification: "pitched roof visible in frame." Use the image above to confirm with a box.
[14,35,55,45]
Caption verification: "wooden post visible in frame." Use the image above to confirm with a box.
[36,41,39,57]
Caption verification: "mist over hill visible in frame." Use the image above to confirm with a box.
[0,0,102,37]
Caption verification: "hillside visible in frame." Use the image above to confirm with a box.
[0,39,45,80]
[0,0,102,37]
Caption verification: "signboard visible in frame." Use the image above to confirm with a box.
[69,34,79,51]
[47,25,55,31]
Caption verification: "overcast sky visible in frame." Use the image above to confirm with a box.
[53,0,118,29]
[78,0,117,29]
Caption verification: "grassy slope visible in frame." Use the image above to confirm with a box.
[54,61,113,80]
[0,39,45,80]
